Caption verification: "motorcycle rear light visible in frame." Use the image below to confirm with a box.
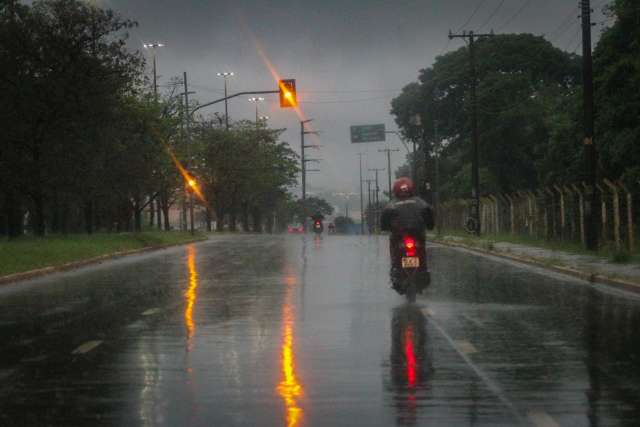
[403,237,417,257]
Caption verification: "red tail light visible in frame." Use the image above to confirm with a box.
[403,236,417,257]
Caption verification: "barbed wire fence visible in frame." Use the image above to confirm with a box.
[437,179,635,254]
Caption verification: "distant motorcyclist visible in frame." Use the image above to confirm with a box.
[380,177,434,287]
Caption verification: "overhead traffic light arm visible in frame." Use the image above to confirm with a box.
[190,78,297,115]
[191,90,278,116]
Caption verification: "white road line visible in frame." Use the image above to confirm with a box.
[142,308,162,316]
[71,340,103,355]
[429,318,525,425]
[461,314,485,327]
[454,340,478,355]
[527,409,560,427]
[422,308,436,317]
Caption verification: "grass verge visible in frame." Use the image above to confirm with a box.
[0,231,207,277]
[431,229,639,264]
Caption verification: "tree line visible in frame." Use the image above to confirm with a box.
[0,0,306,238]
[390,0,639,205]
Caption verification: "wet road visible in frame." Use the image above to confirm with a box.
[2,235,640,426]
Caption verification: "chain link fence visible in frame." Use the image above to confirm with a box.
[437,179,635,253]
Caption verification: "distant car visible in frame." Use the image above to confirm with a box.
[287,224,304,234]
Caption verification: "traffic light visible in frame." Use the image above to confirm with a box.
[279,79,297,108]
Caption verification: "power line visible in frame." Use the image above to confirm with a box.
[564,25,581,52]
[497,0,534,31]
[548,6,579,40]
[457,0,489,32]
[478,0,506,31]
[438,0,490,58]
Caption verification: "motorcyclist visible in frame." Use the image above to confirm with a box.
[380,177,435,290]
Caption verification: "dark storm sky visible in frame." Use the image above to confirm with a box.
[96,0,609,195]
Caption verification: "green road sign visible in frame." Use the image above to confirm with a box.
[350,124,386,143]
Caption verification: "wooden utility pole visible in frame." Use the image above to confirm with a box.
[357,153,366,235]
[581,0,599,251]
[369,168,385,232]
[301,119,320,232]
[448,30,494,235]
[378,148,400,201]
[183,71,194,235]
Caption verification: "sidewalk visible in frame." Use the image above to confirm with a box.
[431,233,640,292]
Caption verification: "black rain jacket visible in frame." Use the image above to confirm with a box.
[380,196,435,236]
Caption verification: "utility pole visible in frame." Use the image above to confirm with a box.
[434,120,441,234]
[357,153,365,235]
[363,179,374,234]
[184,71,194,235]
[581,0,599,251]
[369,168,385,232]
[378,148,400,201]
[301,119,320,232]
[449,30,494,236]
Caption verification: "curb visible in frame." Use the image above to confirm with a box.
[432,239,640,294]
[0,237,207,286]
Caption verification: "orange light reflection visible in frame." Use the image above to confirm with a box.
[185,245,198,351]
[277,269,304,427]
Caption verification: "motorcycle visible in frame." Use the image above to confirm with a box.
[312,219,324,235]
[391,234,430,302]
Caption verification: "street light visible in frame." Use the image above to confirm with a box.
[216,71,235,130]
[142,42,165,102]
[248,96,265,124]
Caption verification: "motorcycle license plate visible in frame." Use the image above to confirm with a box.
[402,257,420,268]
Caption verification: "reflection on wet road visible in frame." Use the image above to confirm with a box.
[1,234,640,426]
[277,265,303,427]
[185,245,198,349]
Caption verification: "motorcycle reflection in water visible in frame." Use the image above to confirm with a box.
[388,305,433,426]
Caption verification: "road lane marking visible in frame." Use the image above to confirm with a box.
[429,318,525,424]
[422,308,436,317]
[142,308,162,316]
[527,410,560,427]
[461,314,484,327]
[71,340,103,355]
[454,340,478,355]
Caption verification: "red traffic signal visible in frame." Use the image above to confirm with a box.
[279,79,297,108]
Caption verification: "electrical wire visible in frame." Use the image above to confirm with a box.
[478,0,507,31]
[497,0,534,31]
[457,0,489,32]
[564,26,581,52]
[547,6,579,40]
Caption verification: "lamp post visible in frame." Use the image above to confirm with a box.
[216,71,234,130]
[142,42,164,102]
[248,96,265,127]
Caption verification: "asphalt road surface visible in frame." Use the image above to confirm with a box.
[1,234,640,426]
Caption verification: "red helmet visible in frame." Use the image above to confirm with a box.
[393,177,415,199]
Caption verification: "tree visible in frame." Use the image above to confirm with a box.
[593,0,640,192]
[0,0,145,237]
[194,120,299,232]
[391,34,582,200]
